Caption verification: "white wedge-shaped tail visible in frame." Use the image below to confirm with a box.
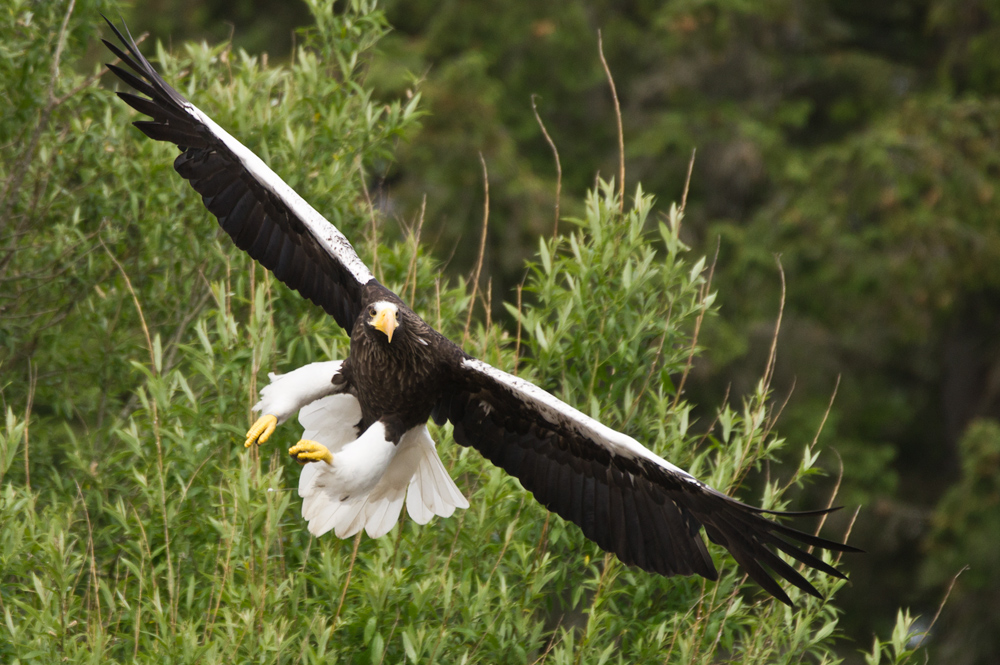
[265,364,468,539]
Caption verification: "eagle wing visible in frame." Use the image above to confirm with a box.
[102,19,373,331]
[440,357,860,606]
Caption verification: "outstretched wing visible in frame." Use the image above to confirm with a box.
[439,357,860,606]
[102,18,374,331]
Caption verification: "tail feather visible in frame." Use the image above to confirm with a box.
[429,446,469,511]
[336,501,370,539]
[418,455,444,517]
[407,428,469,525]
[363,490,406,538]
[297,422,468,538]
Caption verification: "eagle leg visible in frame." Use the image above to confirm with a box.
[245,414,278,448]
[289,439,334,465]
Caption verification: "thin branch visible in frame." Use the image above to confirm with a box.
[131,505,151,659]
[376,607,404,665]
[761,376,796,444]
[530,616,565,665]
[248,260,261,472]
[114,267,214,427]
[694,383,731,451]
[732,257,791,494]
[406,194,427,306]
[912,566,968,656]
[514,282,524,376]
[160,287,213,377]
[811,374,841,451]
[100,235,176,628]
[660,598,703,665]
[531,95,562,237]
[434,277,442,332]
[332,532,363,629]
[691,561,727,664]
[834,506,861,567]
[706,576,743,657]
[53,31,150,107]
[358,156,381,281]
[23,360,36,491]
[672,237,719,408]
[205,485,236,640]
[482,278,493,356]
[597,30,624,212]
[249,260,258,420]
[783,377,840,503]
[74,481,102,634]
[812,449,844,539]
[762,256,786,393]
[100,237,155,372]
[463,153,490,344]
[680,148,696,217]
[624,303,673,427]
[574,554,617,665]
[110,557,128,641]
[485,498,525,586]
[428,510,471,663]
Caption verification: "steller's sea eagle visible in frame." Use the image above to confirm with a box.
[103,18,860,606]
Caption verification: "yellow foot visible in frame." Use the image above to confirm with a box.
[245,414,278,448]
[289,439,333,465]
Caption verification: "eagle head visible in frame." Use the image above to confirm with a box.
[366,301,399,343]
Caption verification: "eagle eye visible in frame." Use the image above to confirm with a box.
[368,306,377,318]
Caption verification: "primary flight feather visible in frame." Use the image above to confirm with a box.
[103,18,859,606]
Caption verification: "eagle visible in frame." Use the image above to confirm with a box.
[103,18,859,606]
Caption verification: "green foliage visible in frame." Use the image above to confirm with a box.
[924,420,1000,589]
[861,610,923,665]
[920,419,1000,664]
[128,0,1000,657]
[0,1,921,663]
[368,5,1000,652]
[411,4,998,655]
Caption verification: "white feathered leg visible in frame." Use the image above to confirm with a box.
[245,360,347,447]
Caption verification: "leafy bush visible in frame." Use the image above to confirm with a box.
[919,419,1000,665]
[1,0,919,662]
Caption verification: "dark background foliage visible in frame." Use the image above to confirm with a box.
[4,0,998,662]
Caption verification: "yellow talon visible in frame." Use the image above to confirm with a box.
[288,439,333,465]
[245,414,278,448]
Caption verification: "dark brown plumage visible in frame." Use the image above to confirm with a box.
[344,283,462,442]
[104,17,861,607]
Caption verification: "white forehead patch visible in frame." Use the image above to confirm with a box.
[370,301,398,316]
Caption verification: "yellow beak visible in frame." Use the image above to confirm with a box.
[372,308,398,343]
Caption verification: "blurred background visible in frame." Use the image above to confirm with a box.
[42,0,1000,661]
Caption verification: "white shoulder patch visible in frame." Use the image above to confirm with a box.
[461,358,697,483]
[182,102,374,286]
[254,360,345,424]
